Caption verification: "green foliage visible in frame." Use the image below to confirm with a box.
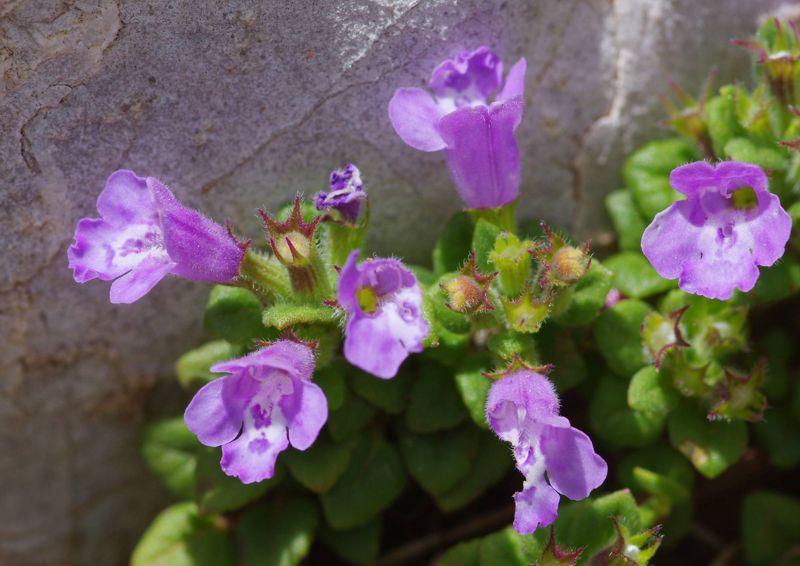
[472,219,502,272]
[405,360,468,433]
[454,354,493,429]
[433,211,474,275]
[741,491,800,565]
[320,520,382,564]
[320,434,407,530]
[349,366,411,414]
[176,340,243,391]
[590,375,666,448]
[605,190,647,252]
[236,497,318,566]
[140,418,199,499]
[283,432,352,493]
[627,366,679,416]
[667,402,748,478]
[604,252,675,299]
[194,448,281,514]
[131,502,234,566]
[205,285,270,344]
[262,302,336,329]
[754,407,800,469]
[551,260,613,326]
[593,300,651,378]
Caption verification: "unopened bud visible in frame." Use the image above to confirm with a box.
[553,246,586,284]
[443,275,484,313]
[274,231,312,266]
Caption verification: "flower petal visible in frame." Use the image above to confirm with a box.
[108,255,175,304]
[512,481,560,534]
[745,192,792,267]
[149,178,243,283]
[210,341,315,382]
[438,100,522,208]
[388,87,446,152]
[184,374,258,447]
[496,57,527,103]
[486,371,560,440]
[541,423,607,500]
[714,161,768,196]
[96,170,157,225]
[669,161,717,196]
[344,286,428,379]
[282,380,328,450]
[430,46,503,105]
[641,200,703,280]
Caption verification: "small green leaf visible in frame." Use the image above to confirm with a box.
[283,432,351,493]
[140,418,199,500]
[754,408,800,469]
[741,491,800,566]
[454,354,493,429]
[749,257,800,304]
[724,137,787,173]
[326,393,376,443]
[551,260,613,327]
[623,138,699,220]
[320,520,382,565]
[398,425,475,496]
[320,435,407,530]
[433,212,474,275]
[262,302,336,330]
[605,252,675,299]
[478,528,527,566]
[589,375,666,448]
[194,448,281,514]
[349,366,411,415]
[434,430,511,512]
[605,190,648,252]
[131,502,234,566]
[406,360,468,433]
[617,445,695,501]
[536,326,587,393]
[175,340,243,391]
[472,219,502,273]
[706,87,747,157]
[237,497,318,566]
[314,359,347,411]
[667,402,748,478]
[593,300,652,378]
[205,285,270,344]
[627,366,679,416]
[439,539,482,566]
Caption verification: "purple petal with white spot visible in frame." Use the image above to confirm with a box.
[430,46,503,106]
[184,374,259,447]
[513,482,560,534]
[315,163,368,223]
[109,255,176,304]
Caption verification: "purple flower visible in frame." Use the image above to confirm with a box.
[68,170,244,304]
[487,370,607,534]
[389,46,527,209]
[184,340,326,484]
[338,250,429,379]
[641,161,792,300]
[315,163,367,223]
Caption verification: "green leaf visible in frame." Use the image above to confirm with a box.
[194,448,281,514]
[758,330,792,401]
[262,302,336,330]
[589,375,666,448]
[706,87,747,157]
[237,497,318,566]
[749,257,800,304]
[604,252,675,299]
[433,212,474,275]
[405,360,468,433]
[623,138,699,220]
[320,520,382,565]
[204,285,270,344]
[536,326,587,393]
[326,393,376,443]
[314,359,347,411]
[478,528,527,566]
[454,354,493,429]
[605,190,648,251]
[472,219,502,273]
[283,431,351,493]
[348,366,411,415]
[434,430,511,512]
[667,402,748,478]
[175,340,243,391]
[320,434,407,530]
[754,407,800,469]
[552,489,641,564]
[617,445,695,501]
[741,491,800,565]
[724,137,788,173]
[592,300,651,378]
[627,366,679,416]
[487,331,538,364]
[398,425,476,496]
[140,418,199,499]
[551,260,613,327]
[131,502,234,566]
[439,539,482,566]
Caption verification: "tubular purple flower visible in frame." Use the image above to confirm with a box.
[68,170,244,304]
[487,370,607,534]
[388,46,527,209]
[641,161,791,300]
[315,163,367,224]
[184,340,326,484]
[337,250,429,379]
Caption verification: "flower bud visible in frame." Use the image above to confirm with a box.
[552,246,586,285]
[443,275,484,313]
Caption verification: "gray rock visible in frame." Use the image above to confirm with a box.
[0,0,792,562]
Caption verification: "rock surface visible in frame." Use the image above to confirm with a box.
[0,0,793,563]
